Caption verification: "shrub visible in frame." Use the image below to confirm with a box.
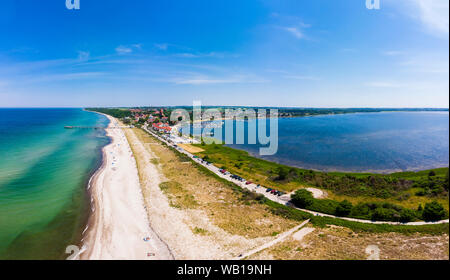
[371,207,398,222]
[422,201,446,221]
[335,200,353,217]
[291,189,314,208]
[399,209,416,223]
[276,167,288,181]
[415,189,427,196]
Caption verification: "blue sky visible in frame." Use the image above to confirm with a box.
[0,0,448,107]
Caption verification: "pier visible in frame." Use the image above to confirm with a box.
[64,126,133,129]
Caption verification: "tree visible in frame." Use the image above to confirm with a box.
[291,189,314,209]
[399,209,416,223]
[371,207,397,221]
[422,201,446,221]
[428,170,436,177]
[335,200,353,217]
[276,167,288,181]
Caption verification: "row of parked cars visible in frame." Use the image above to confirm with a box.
[266,188,285,197]
[194,156,212,165]
[218,168,285,197]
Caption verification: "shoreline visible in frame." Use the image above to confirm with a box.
[79,113,172,260]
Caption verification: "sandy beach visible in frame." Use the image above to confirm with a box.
[80,115,173,260]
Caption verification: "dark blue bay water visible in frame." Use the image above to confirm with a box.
[197,112,449,173]
[0,108,109,259]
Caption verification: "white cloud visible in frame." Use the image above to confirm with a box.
[284,27,304,39]
[400,53,449,74]
[154,43,168,50]
[175,78,237,85]
[414,0,449,36]
[391,0,450,37]
[173,52,231,59]
[284,75,320,81]
[382,50,404,56]
[115,46,133,54]
[27,72,106,83]
[77,51,90,61]
[172,74,267,85]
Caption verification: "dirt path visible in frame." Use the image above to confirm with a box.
[236,220,310,260]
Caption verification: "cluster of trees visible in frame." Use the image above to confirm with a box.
[291,189,447,222]
[413,171,449,197]
[86,108,132,119]
[273,167,448,200]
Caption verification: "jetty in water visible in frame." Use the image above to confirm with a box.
[64,126,134,129]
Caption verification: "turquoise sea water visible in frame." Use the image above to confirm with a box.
[0,108,109,259]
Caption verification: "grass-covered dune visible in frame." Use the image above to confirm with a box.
[194,143,449,222]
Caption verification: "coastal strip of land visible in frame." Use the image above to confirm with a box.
[142,125,449,226]
[80,114,173,260]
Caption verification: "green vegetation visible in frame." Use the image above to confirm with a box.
[290,189,448,222]
[264,200,449,235]
[196,144,448,200]
[291,189,314,208]
[142,129,449,233]
[195,144,448,222]
[423,201,447,221]
[85,108,132,119]
[335,200,353,217]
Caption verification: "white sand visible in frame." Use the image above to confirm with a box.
[306,188,326,199]
[80,115,173,260]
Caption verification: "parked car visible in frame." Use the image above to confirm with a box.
[270,189,277,194]
[266,188,272,192]
[245,181,252,185]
